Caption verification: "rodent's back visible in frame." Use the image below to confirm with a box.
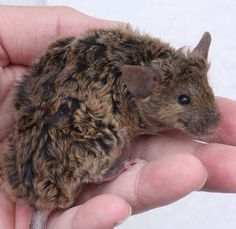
[0,31,115,209]
[1,27,175,209]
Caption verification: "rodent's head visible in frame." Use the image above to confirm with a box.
[122,32,220,138]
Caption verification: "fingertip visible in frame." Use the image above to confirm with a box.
[82,194,132,226]
[55,5,125,30]
[80,14,127,33]
[215,96,236,145]
[136,153,207,210]
[57,6,126,35]
[195,143,236,192]
[176,153,208,191]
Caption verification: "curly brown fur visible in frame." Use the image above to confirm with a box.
[0,26,220,228]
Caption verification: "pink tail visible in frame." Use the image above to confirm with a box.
[30,209,51,229]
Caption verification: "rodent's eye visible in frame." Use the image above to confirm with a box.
[178,94,191,105]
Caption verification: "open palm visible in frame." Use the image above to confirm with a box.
[1,6,236,229]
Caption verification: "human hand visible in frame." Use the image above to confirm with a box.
[1,5,236,229]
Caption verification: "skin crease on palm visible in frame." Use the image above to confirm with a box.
[1,5,236,229]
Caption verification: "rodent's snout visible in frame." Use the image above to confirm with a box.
[180,110,220,138]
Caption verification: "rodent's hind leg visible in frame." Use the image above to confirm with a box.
[95,158,145,184]
[29,209,51,229]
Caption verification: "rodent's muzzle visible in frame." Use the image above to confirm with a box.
[181,111,220,139]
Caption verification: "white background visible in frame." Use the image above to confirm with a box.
[0,0,236,228]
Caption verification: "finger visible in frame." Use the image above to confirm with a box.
[194,143,236,192]
[15,202,31,229]
[80,153,207,213]
[0,189,15,229]
[133,135,236,193]
[48,194,131,229]
[0,67,12,103]
[0,6,122,66]
[215,96,236,146]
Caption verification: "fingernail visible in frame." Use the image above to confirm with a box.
[115,204,132,226]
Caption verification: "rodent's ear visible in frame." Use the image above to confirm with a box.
[192,32,211,59]
[121,65,156,99]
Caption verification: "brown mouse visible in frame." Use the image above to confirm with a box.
[0,26,220,229]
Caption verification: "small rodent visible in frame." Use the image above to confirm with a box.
[0,26,220,229]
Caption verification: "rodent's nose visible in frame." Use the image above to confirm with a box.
[189,111,220,137]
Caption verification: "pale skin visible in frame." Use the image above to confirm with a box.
[1,5,236,229]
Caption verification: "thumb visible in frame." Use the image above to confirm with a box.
[0,5,123,66]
